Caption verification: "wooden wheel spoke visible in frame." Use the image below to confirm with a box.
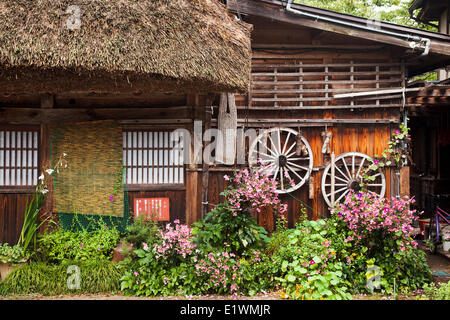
[282,132,291,154]
[322,152,386,208]
[356,157,366,178]
[286,164,304,182]
[342,157,353,181]
[267,135,280,156]
[335,166,351,182]
[326,186,348,198]
[287,161,308,171]
[284,141,297,157]
[258,151,277,160]
[351,155,355,178]
[249,127,313,194]
[334,175,349,184]
[286,157,310,161]
[335,189,350,203]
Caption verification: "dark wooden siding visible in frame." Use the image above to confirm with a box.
[0,192,31,244]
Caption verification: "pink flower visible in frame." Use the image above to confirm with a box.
[374,160,379,165]
[134,271,139,277]
[224,175,230,181]
[395,130,400,134]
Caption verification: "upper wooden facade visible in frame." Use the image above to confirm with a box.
[2,0,450,243]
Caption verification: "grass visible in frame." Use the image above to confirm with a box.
[0,260,122,296]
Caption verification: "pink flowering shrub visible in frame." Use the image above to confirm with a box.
[332,192,419,253]
[153,220,196,263]
[328,191,431,293]
[224,163,288,218]
[194,251,241,294]
[193,164,286,256]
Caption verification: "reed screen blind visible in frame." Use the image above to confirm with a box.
[123,130,184,185]
[0,129,39,187]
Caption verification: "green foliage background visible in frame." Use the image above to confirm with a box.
[293,0,437,31]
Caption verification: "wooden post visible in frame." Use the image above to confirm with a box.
[39,94,55,227]
[400,166,410,198]
[185,95,200,226]
[330,152,335,206]
[201,94,215,219]
[185,94,213,225]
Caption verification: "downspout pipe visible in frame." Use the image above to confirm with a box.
[285,0,431,59]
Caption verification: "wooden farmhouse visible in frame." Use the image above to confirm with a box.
[2,0,450,243]
[0,0,252,243]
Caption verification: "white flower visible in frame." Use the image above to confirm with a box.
[45,169,54,175]
[63,153,67,157]
[40,189,49,194]
[38,174,45,181]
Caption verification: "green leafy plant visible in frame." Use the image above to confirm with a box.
[331,193,432,294]
[362,123,410,186]
[36,221,120,263]
[421,281,450,300]
[0,243,29,264]
[269,219,353,300]
[192,203,268,256]
[18,153,68,253]
[0,261,121,296]
[124,214,160,250]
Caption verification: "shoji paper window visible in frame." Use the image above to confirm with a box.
[123,130,184,185]
[0,130,39,187]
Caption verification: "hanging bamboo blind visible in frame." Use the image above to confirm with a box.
[51,121,124,217]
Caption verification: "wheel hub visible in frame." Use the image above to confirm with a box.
[278,155,288,167]
[348,180,361,192]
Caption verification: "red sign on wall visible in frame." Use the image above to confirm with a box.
[134,198,170,221]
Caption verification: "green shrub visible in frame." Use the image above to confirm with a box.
[192,203,268,256]
[124,215,160,250]
[0,243,29,264]
[269,219,353,300]
[329,194,433,294]
[238,250,278,296]
[0,261,122,296]
[421,281,450,300]
[36,222,120,263]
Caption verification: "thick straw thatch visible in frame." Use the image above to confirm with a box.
[0,0,252,94]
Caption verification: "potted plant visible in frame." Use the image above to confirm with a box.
[443,234,450,252]
[0,243,28,280]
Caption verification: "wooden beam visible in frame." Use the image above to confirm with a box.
[40,94,54,109]
[212,118,400,124]
[0,107,191,124]
[231,0,450,56]
[229,0,418,51]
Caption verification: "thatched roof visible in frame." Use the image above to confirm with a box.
[0,0,252,94]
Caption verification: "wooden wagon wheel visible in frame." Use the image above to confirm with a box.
[248,127,314,194]
[321,152,386,208]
